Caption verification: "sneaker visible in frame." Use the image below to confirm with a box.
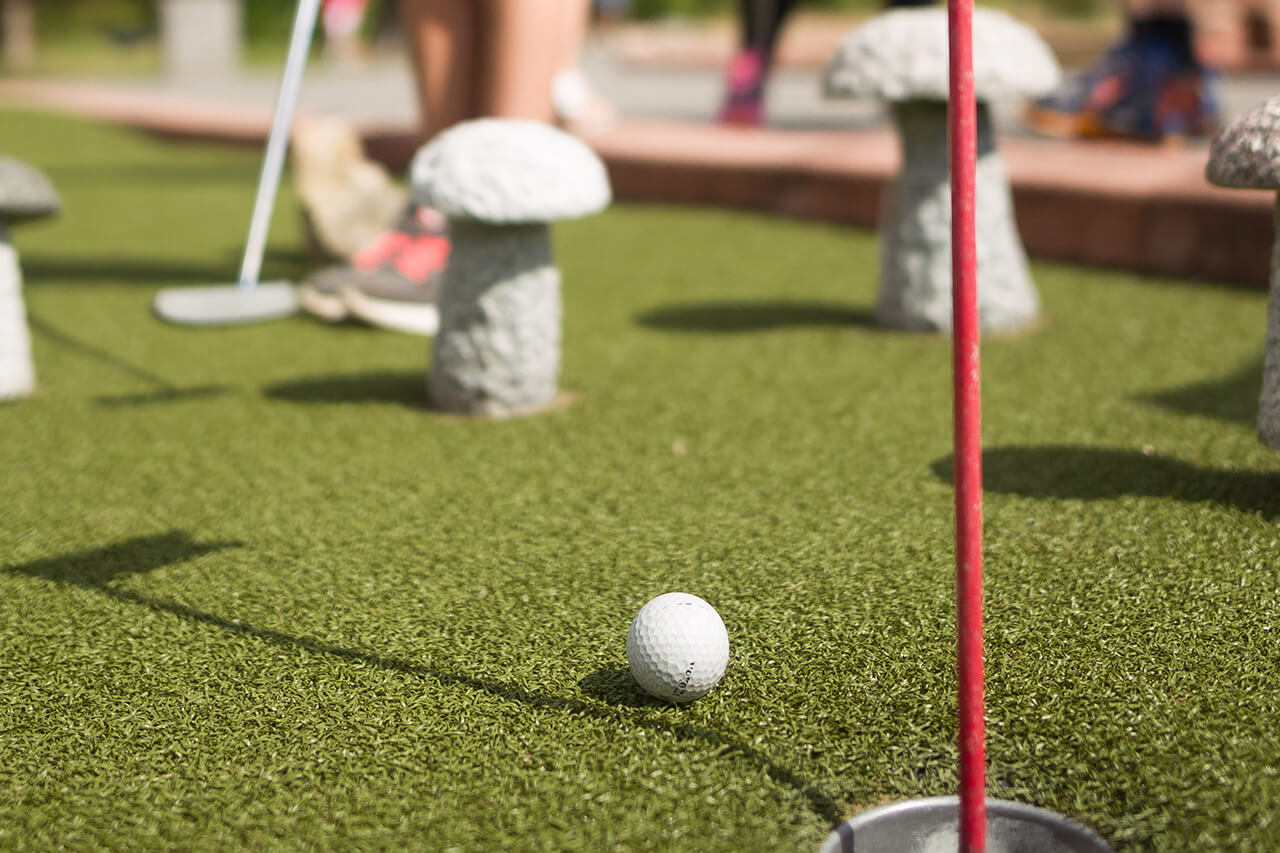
[1026,22,1220,143]
[717,48,767,126]
[342,230,448,335]
[299,206,448,335]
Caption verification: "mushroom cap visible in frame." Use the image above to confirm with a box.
[824,6,1061,103]
[0,156,60,225]
[410,119,611,224]
[1205,97,1280,190]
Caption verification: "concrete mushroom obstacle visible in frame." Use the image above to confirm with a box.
[1206,97,1280,450]
[824,7,1060,333]
[410,119,611,417]
[0,157,60,401]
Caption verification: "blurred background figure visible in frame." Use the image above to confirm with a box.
[717,0,799,125]
[1,0,36,74]
[401,0,611,140]
[321,0,369,66]
[1027,0,1220,141]
[296,0,613,334]
[716,0,939,127]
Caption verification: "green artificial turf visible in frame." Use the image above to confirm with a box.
[2,109,1279,851]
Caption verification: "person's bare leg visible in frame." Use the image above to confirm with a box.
[553,0,592,70]
[547,0,616,133]
[402,0,481,141]
[477,0,561,121]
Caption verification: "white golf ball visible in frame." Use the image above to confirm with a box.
[626,592,729,703]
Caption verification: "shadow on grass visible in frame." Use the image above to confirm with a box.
[45,162,259,187]
[1134,358,1262,427]
[94,386,229,406]
[24,256,230,286]
[7,533,843,827]
[579,665,662,709]
[4,530,241,587]
[636,300,875,334]
[263,370,426,408]
[21,249,310,287]
[27,314,229,406]
[930,445,1280,518]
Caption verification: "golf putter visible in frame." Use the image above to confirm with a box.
[153,0,322,326]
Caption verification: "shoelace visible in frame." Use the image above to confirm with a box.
[392,234,450,283]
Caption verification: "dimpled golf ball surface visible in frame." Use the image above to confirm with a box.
[627,592,729,703]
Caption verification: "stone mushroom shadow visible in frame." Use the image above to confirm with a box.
[410,119,611,418]
[1133,356,1263,427]
[930,445,1280,518]
[1205,97,1280,450]
[823,7,1061,334]
[0,156,60,400]
[635,300,875,333]
[262,368,425,408]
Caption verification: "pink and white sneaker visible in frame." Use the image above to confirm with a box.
[299,205,449,335]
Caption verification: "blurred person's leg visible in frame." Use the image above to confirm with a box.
[717,0,932,127]
[718,0,800,126]
[478,0,564,121]
[322,0,369,65]
[403,0,483,141]
[548,0,617,135]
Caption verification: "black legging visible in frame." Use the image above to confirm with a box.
[1129,14,1196,65]
[736,0,799,56]
[737,0,937,56]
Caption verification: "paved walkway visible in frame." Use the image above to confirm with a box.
[3,34,1276,137]
[1,19,1277,287]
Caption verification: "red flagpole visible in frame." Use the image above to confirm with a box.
[948,0,986,850]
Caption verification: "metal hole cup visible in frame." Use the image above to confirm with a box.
[820,797,1114,853]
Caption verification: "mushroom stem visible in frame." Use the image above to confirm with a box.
[1260,196,1280,448]
[0,226,35,400]
[877,100,1039,333]
[427,221,560,417]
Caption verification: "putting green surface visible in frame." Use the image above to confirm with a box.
[2,110,1279,851]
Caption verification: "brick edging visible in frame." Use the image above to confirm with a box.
[3,82,1271,288]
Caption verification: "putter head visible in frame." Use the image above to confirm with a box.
[153,282,298,326]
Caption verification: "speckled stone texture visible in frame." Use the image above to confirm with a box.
[0,158,59,401]
[1260,205,1280,449]
[876,101,1039,333]
[824,6,1060,103]
[0,232,35,400]
[427,222,560,417]
[411,119,610,417]
[411,119,611,224]
[1206,100,1280,449]
[0,157,61,224]
[1205,97,1280,190]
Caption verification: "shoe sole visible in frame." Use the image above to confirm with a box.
[298,283,349,322]
[342,286,439,336]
